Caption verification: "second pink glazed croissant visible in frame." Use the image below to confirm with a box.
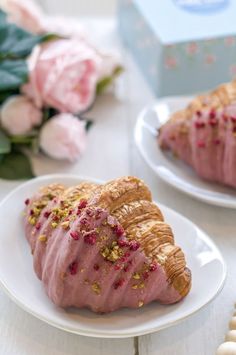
[158,80,236,188]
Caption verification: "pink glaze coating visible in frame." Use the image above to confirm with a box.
[159,105,236,188]
[24,191,183,313]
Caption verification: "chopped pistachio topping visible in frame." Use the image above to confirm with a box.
[61,220,70,229]
[28,217,36,225]
[133,272,140,280]
[38,235,47,242]
[100,242,124,263]
[60,272,67,280]
[91,282,101,295]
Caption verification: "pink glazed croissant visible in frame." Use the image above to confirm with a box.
[158,80,236,188]
[24,177,191,313]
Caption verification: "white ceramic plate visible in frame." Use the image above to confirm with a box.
[0,174,226,338]
[134,97,236,208]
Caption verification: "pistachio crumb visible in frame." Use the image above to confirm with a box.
[91,282,101,295]
[51,222,58,228]
[38,235,47,243]
[133,272,140,280]
[61,220,70,229]
[139,283,145,289]
[28,217,36,225]
[60,272,67,280]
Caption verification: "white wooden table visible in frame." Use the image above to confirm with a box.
[0,18,236,355]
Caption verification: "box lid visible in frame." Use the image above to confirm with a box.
[134,0,236,44]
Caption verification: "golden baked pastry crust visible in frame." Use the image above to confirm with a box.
[167,79,236,125]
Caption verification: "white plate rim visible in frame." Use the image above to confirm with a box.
[134,99,236,209]
[0,174,227,338]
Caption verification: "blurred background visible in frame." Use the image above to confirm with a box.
[37,0,116,16]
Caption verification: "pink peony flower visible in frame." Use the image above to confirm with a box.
[22,39,99,114]
[39,113,87,161]
[0,95,42,135]
[1,0,44,34]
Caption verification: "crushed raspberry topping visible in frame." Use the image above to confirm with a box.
[114,264,121,271]
[70,231,80,240]
[95,208,104,220]
[24,198,30,206]
[80,217,89,226]
[143,271,149,280]
[123,265,131,272]
[113,224,125,237]
[209,118,218,126]
[149,262,158,272]
[69,261,78,275]
[124,251,131,258]
[222,114,228,122]
[93,264,99,271]
[114,278,125,289]
[129,240,140,251]
[86,208,94,217]
[35,222,41,230]
[117,237,129,247]
[78,199,87,209]
[52,215,59,222]
[44,211,51,218]
[197,140,206,148]
[209,110,216,119]
[196,110,202,117]
[195,121,205,129]
[84,232,97,245]
[231,116,236,123]
[214,138,221,145]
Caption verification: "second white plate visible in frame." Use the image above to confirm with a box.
[134,97,236,209]
[0,174,226,338]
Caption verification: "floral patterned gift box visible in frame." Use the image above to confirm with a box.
[118,0,236,96]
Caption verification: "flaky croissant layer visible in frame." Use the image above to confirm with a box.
[159,80,236,188]
[24,177,191,313]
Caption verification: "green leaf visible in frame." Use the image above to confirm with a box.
[0,59,28,90]
[0,10,45,60]
[0,88,19,104]
[31,137,40,154]
[96,65,124,95]
[0,150,34,180]
[9,135,34,144]
[0,10,60,93]
[85,120,93,131]
[42,107,59,122]
[0,130,11,153]
[41,33,61,43]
